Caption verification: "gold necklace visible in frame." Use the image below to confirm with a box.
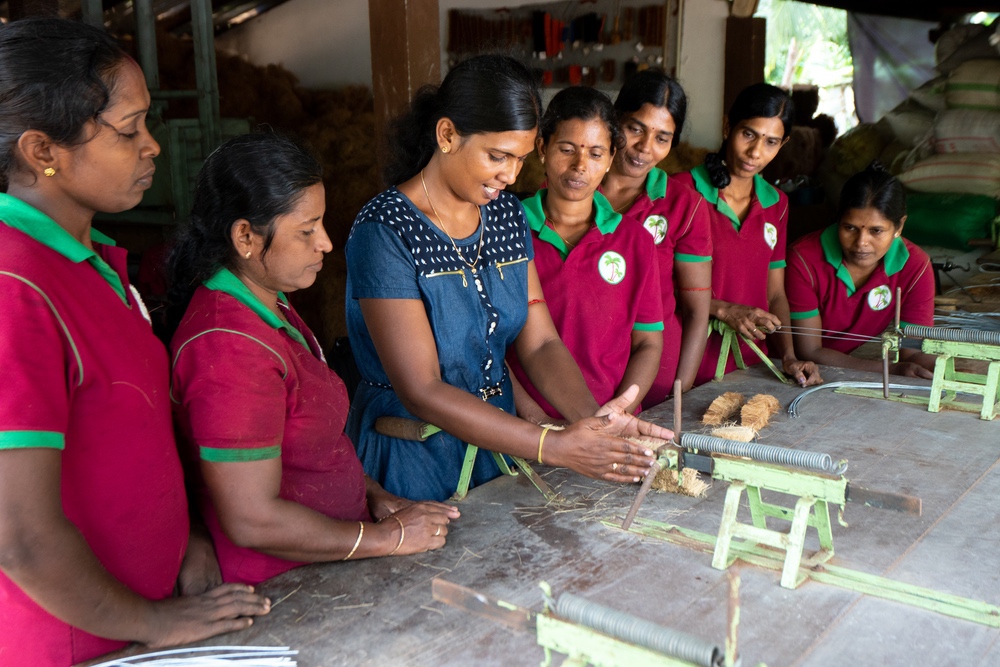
[420,171,484,271]
[544,206,591,250]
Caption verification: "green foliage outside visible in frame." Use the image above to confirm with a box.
[756,0,853,89]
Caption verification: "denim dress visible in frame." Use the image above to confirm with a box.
[345,188,533,501]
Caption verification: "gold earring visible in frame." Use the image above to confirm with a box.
[540,156,545,164]
[441,145,449,153]
[43,167,56,177]
[245,250,252,259]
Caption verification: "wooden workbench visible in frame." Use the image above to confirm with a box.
[121,365,1000,666]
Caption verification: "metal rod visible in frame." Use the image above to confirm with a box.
[556,592,723,667]
[190,0,222,156]
[902,325,1000,347]
[883,353,890,399]
[672,378,682,442]
[787,381,934,418]
[681,433,847,476]
[134,0,160,91]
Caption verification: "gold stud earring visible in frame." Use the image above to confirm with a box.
[540,156,545,164]
[441,145,449,154]
[245,250,252,259]
[43,167,56,177]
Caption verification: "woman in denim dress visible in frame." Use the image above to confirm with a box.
[346,55,671,502]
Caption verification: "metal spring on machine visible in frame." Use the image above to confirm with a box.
[555,592,724,667]
[902,325,1000,347]
[681,433,848,476]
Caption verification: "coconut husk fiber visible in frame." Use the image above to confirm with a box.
[702,392,745,426]
[710,425,756,442]
[651,467,710,497]
[740,394,781,431]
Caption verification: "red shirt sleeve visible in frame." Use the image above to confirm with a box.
[0,274,72,447]
[771,192,789,266]
[172,330,288,458]
[785,241,821,317]
[674,191,713,259]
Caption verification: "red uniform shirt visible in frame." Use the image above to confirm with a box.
[508,190,663,418]
[171,268,370,585]
[786,226,934,352]
[0,195,188,666]
[675,166,789,385]
[616,168,712,406]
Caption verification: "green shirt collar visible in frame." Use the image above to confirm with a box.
[203,267,309,350]
[690,164,780,230]
[645,168,668,201]
[0,193,127,304]
[523,189,622,260]
[819,224,909,296]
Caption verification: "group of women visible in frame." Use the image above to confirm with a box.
[0,17,935,666]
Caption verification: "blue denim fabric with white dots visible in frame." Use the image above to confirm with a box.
[345,188,534,501]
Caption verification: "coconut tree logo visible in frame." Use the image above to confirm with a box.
[868,285,892,311]
[643,215,668,245]
[763,222,778,250]
[599,251,626,285]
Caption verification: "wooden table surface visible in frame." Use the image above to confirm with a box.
[109,364,1000,666]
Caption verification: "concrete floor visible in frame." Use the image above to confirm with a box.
[113,364,999,666]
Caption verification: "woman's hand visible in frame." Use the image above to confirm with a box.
[593,384,674,443]
[144,583,271,648]
[782,358,823,387]
[891,361,934,380]
[543,387,663,483]
[176,526,222,596]
[384,501,461,556]
[365,477,413,521]
[716,302,782,341]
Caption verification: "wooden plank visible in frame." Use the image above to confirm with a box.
[369,0,441,187]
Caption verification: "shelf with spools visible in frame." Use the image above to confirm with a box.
[445,0,672,94]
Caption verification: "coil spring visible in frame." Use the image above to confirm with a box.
[556,592,723,667]
[902,325,1000,347]
[682,433,848,476]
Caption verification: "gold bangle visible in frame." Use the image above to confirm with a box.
[537,427,551,464]
[343,521,364,561]
[387,515,405,556]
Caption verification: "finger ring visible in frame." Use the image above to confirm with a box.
[612,462,618,472]
[434,526,441,536]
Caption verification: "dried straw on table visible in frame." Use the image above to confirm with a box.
[702,392,745,426]
[740,394,781,431]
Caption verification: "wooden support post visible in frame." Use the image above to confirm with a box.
[723,16,766,112]
[369,0,441,187]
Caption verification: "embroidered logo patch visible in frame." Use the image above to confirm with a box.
[643,215,668,245]
[598,251,626,285]
[868,285,892,311]
[763,222,778,250]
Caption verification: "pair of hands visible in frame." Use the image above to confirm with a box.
[543,385,671,484]
[717,303,823,387]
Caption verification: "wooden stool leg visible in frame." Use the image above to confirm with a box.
[780,495,817,589]
[928,356,952,413]
[980,361,1000,421]
[712,482,746,570]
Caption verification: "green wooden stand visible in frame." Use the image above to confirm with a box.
[711,320,792,385]
[708,458,842,589]
[923,339,1000,421]
[452,444,558,503]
